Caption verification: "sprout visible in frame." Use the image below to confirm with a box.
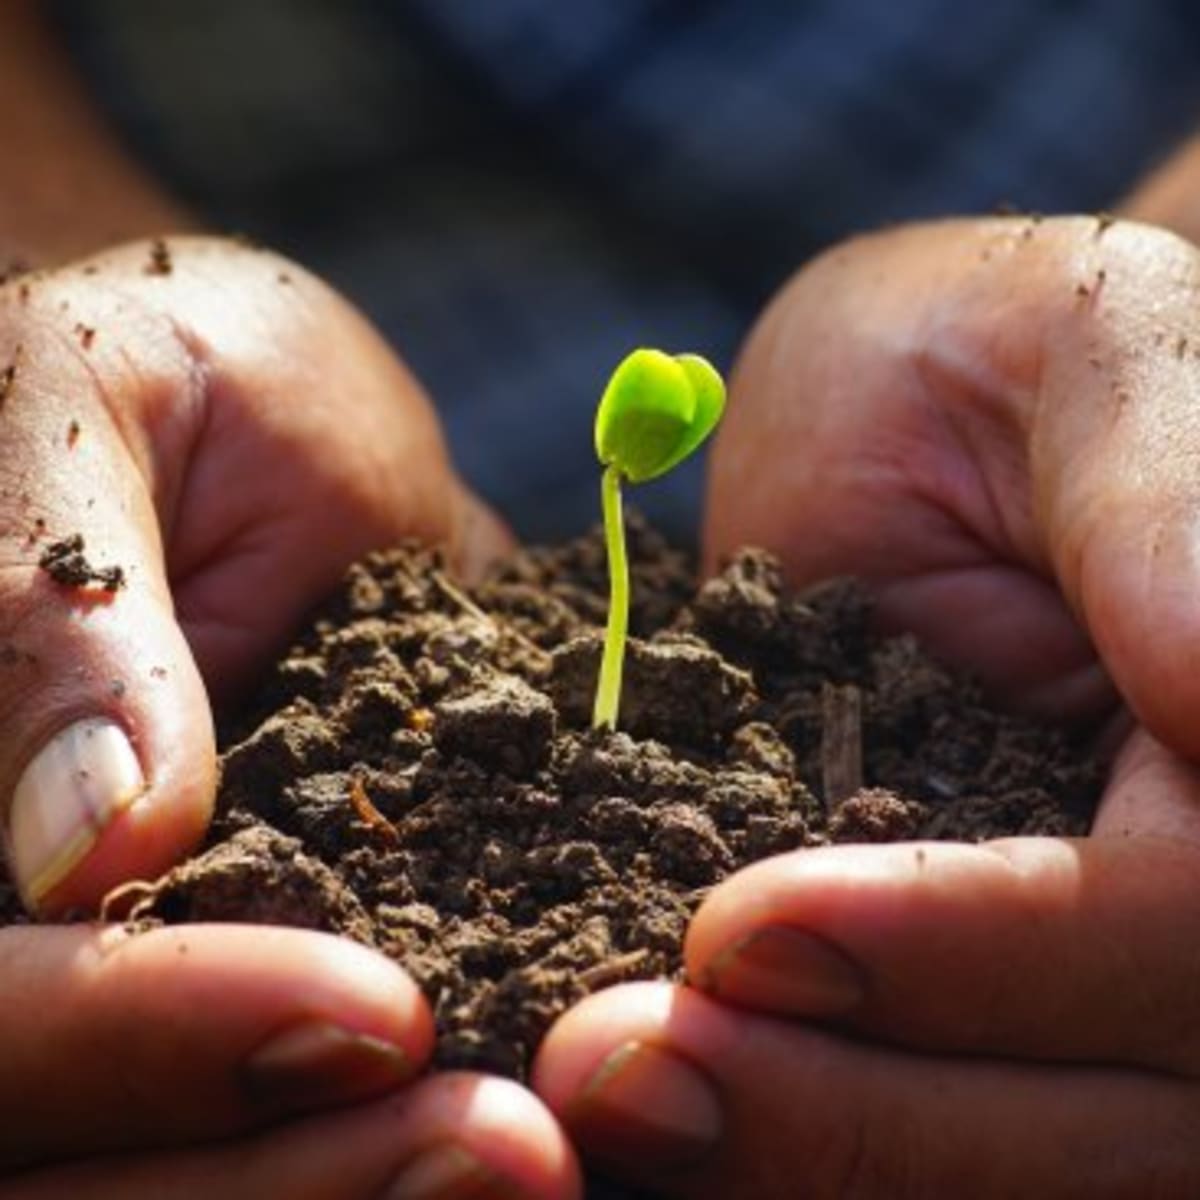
[592,348,726,730]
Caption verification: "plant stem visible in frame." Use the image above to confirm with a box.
[593,462,629,730]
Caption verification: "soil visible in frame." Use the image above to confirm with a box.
[0,516,1103,1197]
[37,533,125,592]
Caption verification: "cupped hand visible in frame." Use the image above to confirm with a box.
[0,241,579,1197]
[533,217,1200,1196]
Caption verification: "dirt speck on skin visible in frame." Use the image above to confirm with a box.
[38,534,125,592]
[145,239,172,276]
[25,516,46,546]
[0,362,15,407]
[0,644,35,669]
[0,258,31,285]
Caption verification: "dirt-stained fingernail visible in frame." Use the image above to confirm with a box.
[241,1019,413,1114]
[380,1141,532,1199]
[699,925,865,1016]
[567,1040,721,1171]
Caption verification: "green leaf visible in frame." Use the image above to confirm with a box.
[595,348,725,483]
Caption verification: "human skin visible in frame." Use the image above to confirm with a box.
[531,216,1200,1196]
[8,2,1200,1196]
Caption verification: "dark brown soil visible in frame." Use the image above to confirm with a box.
[37,533,125,592]
[142,517,1097,1065]
[0,517,1104,1197]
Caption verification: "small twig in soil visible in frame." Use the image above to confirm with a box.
[821,682,863,808]
[578,947,651,990]
[432,568,551,669]
[431,569,490,622]
[347,775,399,844]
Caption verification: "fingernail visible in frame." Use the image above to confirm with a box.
[7,717,145,907]
[700,925,865,1016]
[568,1040,721,1171]
[381,1142,530,1199]
[242,1019,413,1114]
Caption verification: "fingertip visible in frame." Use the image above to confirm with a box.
[87,924,437,1085]
[681,841,1037,1020]
[534,983,738,1183]
[291,930,437,1062]
[385,1072,583,1200]
[533,981,690,1116]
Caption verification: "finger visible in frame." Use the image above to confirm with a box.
[682,736,1200,1074]
[706,216,1200,742]
[13,1072,580,1200]
[0,270,214,912]
[0,923,433,1169]
[534,982,1195,1199]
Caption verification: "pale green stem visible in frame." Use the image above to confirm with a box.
[593,462,629,730]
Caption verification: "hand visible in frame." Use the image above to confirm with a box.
[0,240,578,1197]
[532,216,1200,1197]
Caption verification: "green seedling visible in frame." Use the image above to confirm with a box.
[592,348,726,730]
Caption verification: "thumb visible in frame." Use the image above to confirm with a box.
[0,294,213,915]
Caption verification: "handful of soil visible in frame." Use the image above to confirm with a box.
[81,515,1101,1085]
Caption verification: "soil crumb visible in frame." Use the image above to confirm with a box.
[38,534,125,592]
